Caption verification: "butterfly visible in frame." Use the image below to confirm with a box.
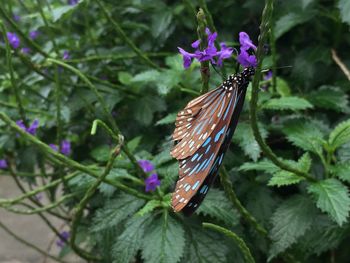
[170,67,255,216]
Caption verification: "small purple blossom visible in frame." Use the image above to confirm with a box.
[239,32,257,51]
[237,48,257,68]
[29,31,40,40]
[145,173,161,192]
[49,144,59,152]
[178,28,233,69]
[138,160,155,173]
[16,119,39,135]
[0,159,8,169]
[56,231,70,248]
[21,47,31,54]
[62,50,70,60]
[264,70,273,81]
[6,32,20,49]
[61,140,71,156]
[68,0,79,5]
[13,15,21,22]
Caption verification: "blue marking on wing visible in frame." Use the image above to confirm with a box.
[205,144,211,154]
[197,159,207,172]
[210,93,225,115]
[218,153,224,165]
[223,94,234,120]
[191,153,199,162]
[202,153,215,171]
[185,185,191,192]
[214,125,226,142]
[192,180,200,190]
[203,137,211,147]
[189,163,200,176]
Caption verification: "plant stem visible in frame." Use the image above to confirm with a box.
[197,8,210,94]
[203,222,255,263]
[249,0,316,182]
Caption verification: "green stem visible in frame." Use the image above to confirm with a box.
[249,0,316,183]
[0,21,26,123]
[70,138,123,260]
[203,222,255,263]
[220,168,268,236]
[96,0,160,70]
[269,25,277,93]
[0,220,68,263]
[196,8,210,94]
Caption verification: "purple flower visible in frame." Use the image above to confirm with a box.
[237,48,257,68]
[56,231,70,248]
[217,43,234,66]
[49,144,59,152]
[13,15,21,22]
[191,39,201,49]
[178,47,198,69]
[29,31,40,40]
[16,119,39,135]
[0,159,8,169]
[145,173,161,192]
[6,32,20,49]
[62,51,70,60]
[21,47,31,54]
[138,160,155,173]
[60,140,71,156]
[264,70,273,81]
[68,0,79,5]
[239,32,257,51]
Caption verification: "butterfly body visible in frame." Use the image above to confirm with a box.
[171,67,255,215]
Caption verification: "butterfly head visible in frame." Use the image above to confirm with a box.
[242,67,255,79]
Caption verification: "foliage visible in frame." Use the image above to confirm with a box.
[0,0,350,262]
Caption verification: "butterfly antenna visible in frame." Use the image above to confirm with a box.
[210,63,224,79]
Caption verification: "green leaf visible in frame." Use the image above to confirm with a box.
[90,145,110,162]
[330,162,350,183]
[308,86,349,113]
[308,178,350,226]
[233,122,268,161]
[329,119,350,150]
[282,119,324,153]
[151,11,173,38]
[91,193,145,232]
[51,4,78,22]
[136,200,162,216]
[338,0,350,25]
[134,96,166,125]
[269,195,317,260]
[127,136,142,153]
[196,189,240,226]
[268,153,311,187]
[141,213,185,263]
[118,72,133,85]
[276,77,291,97]
[133,70,161,82]
[156,113,177,126]
[112,214,152,263]
[239,159,280,174]
[262,97,313,111]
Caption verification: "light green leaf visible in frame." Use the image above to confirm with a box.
[239,159,280,174]
[262,97,313,111]
[90,145,110,162]
[133,70,160,82]
[276,77,291,97]
[330,162,350,183]
[156,113,177,125]
[151,11,173,38]
[141,213,185,263]
[269,195,317,260]
[127,136,142,153]
[118,72,133,85]
[136,200,162,216]
[268,153,311,187]
[112,214,152,263]
[308,178,350,226]
[329,119,350,150]
[338,0,350,25]
[196,189,240,226]
[51,5,78,22]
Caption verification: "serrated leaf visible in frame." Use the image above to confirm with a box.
[91,193,145,232]
[51,4,78,22]
[112,214,152,263]
[282,119,324,153]
[329,119,350,150]
[136,200,162,216]
[196,189,240,226]
[156,113,177,126]
[141,213,185,263]
[268,153,311,187]
[127,136,142,153]
[338,0,350,25]
[269,195,317,260]
[262,97,313,111]
[90,145,110,162]
[233,122,267,161]
[330,162,350,183]
[132,70,161,82]
[308,85,349,113]
[308,178,350,226]
[239,159,280,174]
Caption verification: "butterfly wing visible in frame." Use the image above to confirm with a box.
[171,82,245,213]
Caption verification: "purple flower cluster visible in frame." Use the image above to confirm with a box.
[6,32,20,49]
[49,140,71,156]
[178,28,233,69]
[0,159,8,169]
[138,160,161,192]
[16,119,39,135]
[29,30,40,40]
[178,30,257,69]
[56,231,70,248]
[237,32,257,68]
